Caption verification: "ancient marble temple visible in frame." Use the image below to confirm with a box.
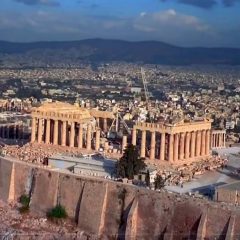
[30,102,226,164]
[30,102,112,151]
[132,119,226,163]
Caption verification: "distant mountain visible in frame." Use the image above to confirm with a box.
[0,39,240,65]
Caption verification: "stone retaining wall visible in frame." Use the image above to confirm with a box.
[0,156,239,239]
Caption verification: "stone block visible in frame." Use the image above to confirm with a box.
[30,168,59,214]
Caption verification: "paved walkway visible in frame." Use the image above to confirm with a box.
[165,147,240,195]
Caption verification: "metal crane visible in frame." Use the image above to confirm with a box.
[141,67,150,108]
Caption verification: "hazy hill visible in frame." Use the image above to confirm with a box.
[0,39,240,65]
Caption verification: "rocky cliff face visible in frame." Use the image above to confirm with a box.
[0,156,239,240]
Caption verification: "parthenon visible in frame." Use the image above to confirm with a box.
[132,119,225,163]
[31,102,114,151]
[30,102,226,164]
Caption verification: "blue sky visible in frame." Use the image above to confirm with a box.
[0,0,240,47]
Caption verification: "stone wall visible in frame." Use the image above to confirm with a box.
[0,156,240,239]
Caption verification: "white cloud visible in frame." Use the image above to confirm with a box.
[0,9,238,47]
[134,9,209,33]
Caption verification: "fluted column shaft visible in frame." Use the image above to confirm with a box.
[140,130,146,158]
[7,126,10,139]
[180,133,185,160]
[132,127,137,146]
[211,133,215,148]
[53,120,59,145]
[168,134,174,162]
[223,133,226,147]
[160,133,165,161]
[31,117,36,143]
[185,132,190,160]
[96,118,100,127]
[62,121,67,146]
[150,131,156,161]
[174,134,179,161]
[103,118,108,133]
[201,130,206,156]
[70,122,75,148]
[219,134,223,148]
[13,125,17,140]
[37,119,43,144]
[86,124,92,150]
[78,124,83,148]
[45,119,51,144]
[205,130,210,155]
[190,131,196,158]
[196,131,201,157]
[95,129,100,151]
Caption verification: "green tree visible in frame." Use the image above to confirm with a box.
[116,144,146,179]
[154,175,165,190]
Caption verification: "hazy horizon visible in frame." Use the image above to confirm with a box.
[1,0,240,48]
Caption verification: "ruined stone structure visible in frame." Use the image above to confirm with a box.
[1,156,240,240]
[132,119,212,162]
[31,102,115,151]
[0,99,23,112]
[211,130,226,149]
[131,119,226,163]
[0,122,26,140]
[30,103,226,161]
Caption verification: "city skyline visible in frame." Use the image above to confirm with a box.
[0,0,240,47]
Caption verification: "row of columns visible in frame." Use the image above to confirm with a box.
[31,118,101,151]
[211,132,226,149]
[132,129,211,162]
[0,124,24,140]
[96,117,108,133]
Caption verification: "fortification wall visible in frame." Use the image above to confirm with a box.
[0,156,240,240]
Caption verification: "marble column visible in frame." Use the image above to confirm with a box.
[190,131,196,158]
[3,126,6,139]
[95,129,100,151]
[45,119,51,144]
[31,117,36,143]
[180,133,185,160]
[160,133,166,161]
[168,134,174,162]
[215,134,219,148]
[96,117,100,127]
[200,130,206,156]
[70,122,75,148]
[86,124,92,150]
[103,118,108,133]
[78,124,83,149]
[53,120,59,145]
[196,131,201,157]
[132,127,137,146]
[185,132,190,160]
[13,125,17,140]
[37,119,43,144]
[61,121,67,146]
[223,133,226,147]
[205,130,210,155]
[219,133,223,148]
[215,134,218,148]
[7,126,10,139]
[150,131,156,161]
[174,133,179,161]
[211,133,215,148]
[122,135,127,152]
[140,130,146,158]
